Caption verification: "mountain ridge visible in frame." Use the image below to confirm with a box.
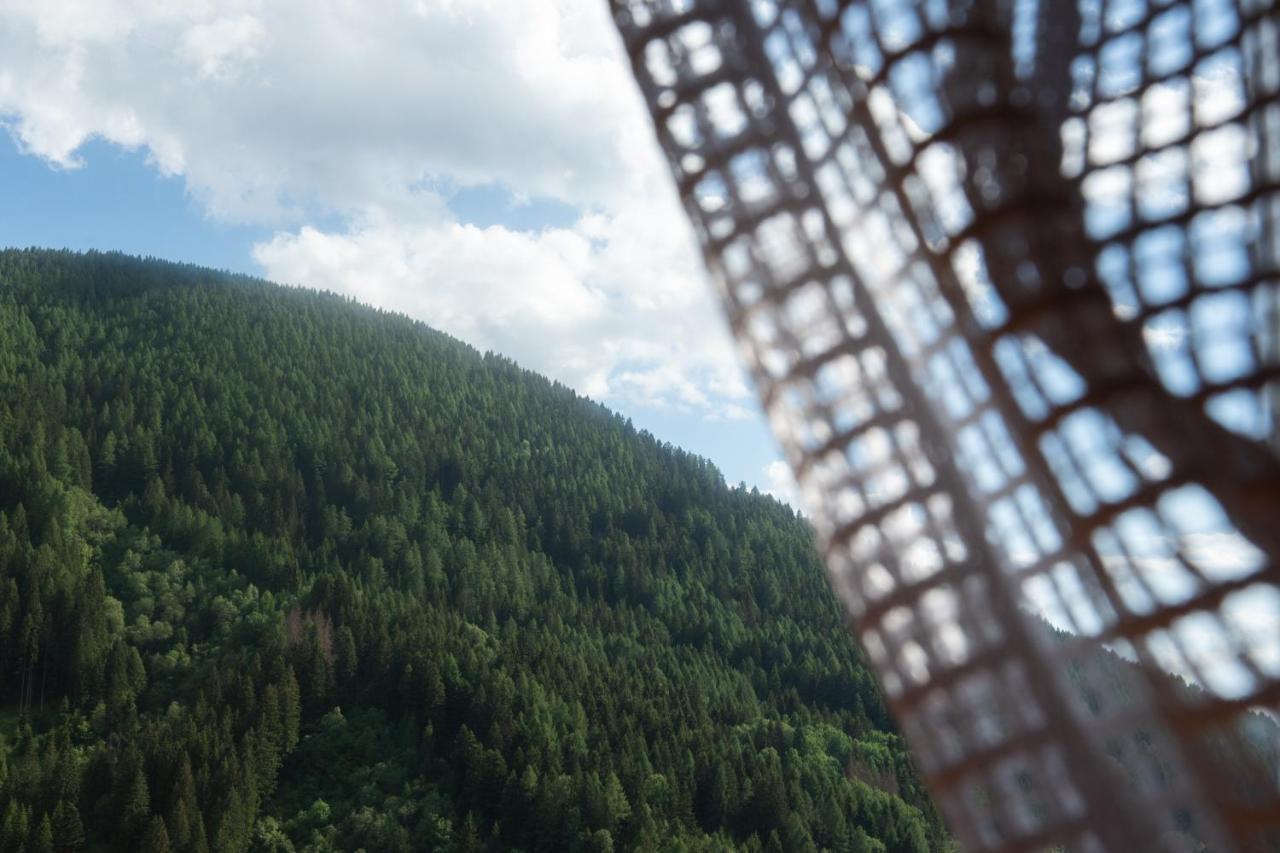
[0,248,946,852]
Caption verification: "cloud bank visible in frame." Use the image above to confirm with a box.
[0,0,753,417]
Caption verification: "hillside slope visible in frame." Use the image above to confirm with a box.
[0,249,946,852]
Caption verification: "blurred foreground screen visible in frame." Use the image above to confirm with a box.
[611,0,1280,849]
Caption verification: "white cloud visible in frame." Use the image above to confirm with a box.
[0,0,650,217]
[0,0,757,417]
[181,14,265,82]
[254,203,750,411]
[763,459,800,508]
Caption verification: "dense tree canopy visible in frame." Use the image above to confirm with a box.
[0,249,949,851]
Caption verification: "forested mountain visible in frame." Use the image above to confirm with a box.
[0,249,947,852]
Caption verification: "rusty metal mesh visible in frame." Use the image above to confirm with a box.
[611,0,1280,849]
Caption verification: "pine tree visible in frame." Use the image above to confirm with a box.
[164,796,191,851]
[166,755,197,850]
[139,816,172,853]
[457,812,482,853]
[603,771,632,830]
[51,800,85,852]
[280,668,301,751]
[704,761,737,829]
[116,765,150,851]
[334,625,358,687]
[47,730,79,806]
[1,800,30,853]
[189,810,209,853]
[213,786,249,853]
[29,813,54,853]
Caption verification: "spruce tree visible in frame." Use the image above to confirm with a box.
[29,813,54,853]
[139,816,171,853]
[50,800,85,852]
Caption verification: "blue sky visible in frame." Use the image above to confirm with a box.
[0,0,793,501]
[0,137,265,274]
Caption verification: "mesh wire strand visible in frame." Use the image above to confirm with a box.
[611,0,1280,849]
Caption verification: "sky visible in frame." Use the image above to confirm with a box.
[0,0,802,504]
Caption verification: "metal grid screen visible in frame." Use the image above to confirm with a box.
[611,0,1280,849]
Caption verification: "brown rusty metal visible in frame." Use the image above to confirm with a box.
[611,0,1280,849]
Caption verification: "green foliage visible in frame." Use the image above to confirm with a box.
[0,249,946,851]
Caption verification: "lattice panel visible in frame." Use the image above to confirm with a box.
[611,0,1280,850]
